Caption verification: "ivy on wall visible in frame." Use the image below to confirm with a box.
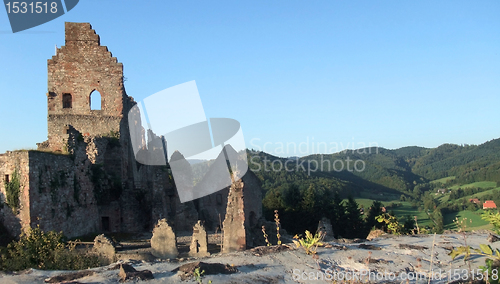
[5,170,20,212]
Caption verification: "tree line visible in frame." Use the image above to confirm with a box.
[262,183,422,238]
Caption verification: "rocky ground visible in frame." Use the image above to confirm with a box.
[1,231,499,283]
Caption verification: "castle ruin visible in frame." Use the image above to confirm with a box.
[0,23,263,247]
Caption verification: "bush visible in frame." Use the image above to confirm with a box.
[0,225,99,271]
[0,221,14,247]
[375,213,404,235]
[292,230,325,255]
[5,170,20,212]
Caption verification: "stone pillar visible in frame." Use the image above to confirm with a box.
[222,178,246,253]
[93,234,116,264]
[151,218,178,259]
[189,220,210,257]
[317,217,335,241]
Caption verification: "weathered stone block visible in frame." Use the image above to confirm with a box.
[93,234,116,263]
[151,218,178,259]
[222,178,246,253]
[189,220,210,257]
[317,217,335,241]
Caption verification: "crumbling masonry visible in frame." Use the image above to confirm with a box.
[0,23,263,245]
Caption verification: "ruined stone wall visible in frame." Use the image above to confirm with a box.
[0,22,267,241]
[197,188,228,231]
[47,115,122,152]
[150,167,174,223]
[0,149,102,238]
[46,22,126,152]
[241,170,263,230]
[198,169,262,232]
[85,133,151,234]
[42,22,160,235]
[0,151,31,237]
[192,152,232,231]
[0,136,175,238]
[97,201,121,232]
[27,150,100,237]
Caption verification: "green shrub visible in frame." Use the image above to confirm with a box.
[0,221,14,247]
[482,210,500,235]
[449,212,500,284]
[292,230,325,255]
[5,170,20,212]
[375,213,404,235]
[0,225,99,271]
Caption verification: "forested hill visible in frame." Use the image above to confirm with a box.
[248,137,500,198]
[411,139,500,184]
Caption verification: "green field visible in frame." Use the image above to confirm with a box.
[431,176,455,184]
[435,192,450,203]
[469,188,500,198]
[449,181,497,190]
[389,201,433,227]
[350,181,500,232]
[443,210,491,231]
[354,198,494,231]
[353,198,380,209]
[354,199,433,227]
[434,182,500,205]
[357,190,401,202]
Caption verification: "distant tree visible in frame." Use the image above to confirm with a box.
[449,190,456,200]
[344,196,365,239]
[413,186,422,197]
[292,184,320,232]
[281,184,301,209]
[364,201,384,233]
[432,209,444,234]
[302,184,316,213]
[262,189,283,220]
[466,202,477,211]
[402,215,416,234]
[464,187,473,197]
[423,195,437,212]
[328,192,346,238]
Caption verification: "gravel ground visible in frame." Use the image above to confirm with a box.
[1,232,498,283]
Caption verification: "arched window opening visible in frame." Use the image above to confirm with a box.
[90,90,101,110]
[62,93,72,109]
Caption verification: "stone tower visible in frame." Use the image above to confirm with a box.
[45,22,127,152]
[0,22,263,240]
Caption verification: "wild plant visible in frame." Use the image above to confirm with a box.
[274,210,281,246]
[449,216,500,283]
[450,244,500,284]
[364,251,372,266]
[452,217,473,271]
[375,213,403,235]
[413,216,429,235]
[262,226,270,246]
[292,230,325,255]
[0,225,99,271]
[482,210,500,235]
[413,216,420,234]
[428,233,436,284]
[193,267,212,284]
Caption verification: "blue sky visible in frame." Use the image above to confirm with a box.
[0,1,499,157]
